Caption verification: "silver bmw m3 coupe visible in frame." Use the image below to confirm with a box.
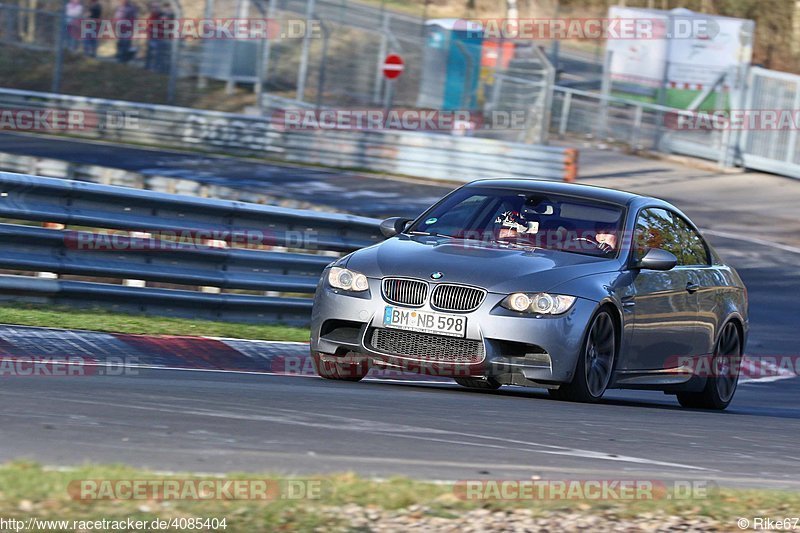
[310,179,748,409]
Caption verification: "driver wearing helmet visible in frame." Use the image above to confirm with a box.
[495,210,539,241]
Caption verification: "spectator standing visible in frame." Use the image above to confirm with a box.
[83,0,102,57]
[115,0,138,63]
[156,2,175,74]
[64,0,83,51]
[145,2,162,70]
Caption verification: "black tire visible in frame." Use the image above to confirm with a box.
[454,377,502,390]
[311,351,369,382]
[549,309,616,403]
[676,322,742,410]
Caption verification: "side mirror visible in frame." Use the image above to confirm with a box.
[635,248,678,271]
[379,217,412,238]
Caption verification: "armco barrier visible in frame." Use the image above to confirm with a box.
[0,172,384,324]
[0,88,578,182]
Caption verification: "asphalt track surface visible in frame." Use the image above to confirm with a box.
[0,133,798,488]
[0,364,798,488]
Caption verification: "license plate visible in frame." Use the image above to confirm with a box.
[382,306,467,338]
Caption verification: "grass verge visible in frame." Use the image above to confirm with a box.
[0,462,798,532]
[0,304,309,341]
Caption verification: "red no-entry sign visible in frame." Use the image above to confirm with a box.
[382,54,405,80]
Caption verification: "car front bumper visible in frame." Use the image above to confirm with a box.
[310,278,599,386]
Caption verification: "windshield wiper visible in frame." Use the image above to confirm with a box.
[490,238,538,251]
[407,230,454,239]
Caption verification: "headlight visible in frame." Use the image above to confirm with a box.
[328,267,369,292]
[501,292,576,315]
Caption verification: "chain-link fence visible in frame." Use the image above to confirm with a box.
[0,0,556,142]
[195,0,427,109]
[244,0,554,143]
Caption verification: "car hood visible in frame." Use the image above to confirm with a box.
[344,235,620,294]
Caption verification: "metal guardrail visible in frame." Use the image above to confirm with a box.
[0,172,384,324]
[0,88,578,182]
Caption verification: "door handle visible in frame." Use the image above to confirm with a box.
[686,282,700,294]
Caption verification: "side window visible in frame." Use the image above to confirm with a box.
[673,215,711,266]
[633,208,682,262]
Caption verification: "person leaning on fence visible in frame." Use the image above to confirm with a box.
[83,0,101,57]
[115,0,138,63]
[64,0,83,51]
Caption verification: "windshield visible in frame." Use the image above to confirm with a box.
[408,186,625,258]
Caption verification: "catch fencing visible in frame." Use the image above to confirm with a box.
[555,65,800,180]
[739,67,800,179]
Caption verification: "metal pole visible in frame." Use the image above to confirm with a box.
[382,78,395,117]
[51,0,67,93]
[256,0,277,113]
[539,50,556,144]
[786,80,800,165]
[315,22,329,111]
[631,104,643,150]
[197,0,215,89]
[654,11,673,150]
[255,33,265,98]
[654,58,670,150]
[295,0,315,102]
[167,0,182,104]
[725,64,751,169]
[737,66,756,169]
[595,49,612,139]
[373,12,389,105]
[548,0,560,76]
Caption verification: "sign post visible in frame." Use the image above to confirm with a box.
[381,54,404,118]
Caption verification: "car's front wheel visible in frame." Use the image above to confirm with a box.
[311,351,370,382]
[549,308,616,403]
[676,321,742,410]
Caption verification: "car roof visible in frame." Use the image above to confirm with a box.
[465,178,649,207]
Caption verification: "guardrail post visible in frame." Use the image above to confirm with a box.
[200,237,228,294]
[37,222,64,279]
[122,231,150,288]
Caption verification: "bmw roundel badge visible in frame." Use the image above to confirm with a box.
[431,272,443,280]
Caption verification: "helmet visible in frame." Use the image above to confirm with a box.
[495,210,539,235]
